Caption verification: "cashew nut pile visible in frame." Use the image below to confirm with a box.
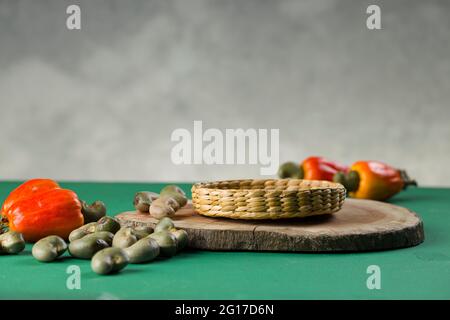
[1,187,190,276]
[133,185,188,219]
[28,215,189,275]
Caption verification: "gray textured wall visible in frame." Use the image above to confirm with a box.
[0,0,449,185]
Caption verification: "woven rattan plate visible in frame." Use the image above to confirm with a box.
[191,179,346,220]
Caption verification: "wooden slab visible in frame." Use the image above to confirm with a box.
[115,199,424,252]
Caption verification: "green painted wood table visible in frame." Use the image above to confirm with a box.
[0,181,449,300]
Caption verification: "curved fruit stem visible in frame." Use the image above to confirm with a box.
[399,170,417,189]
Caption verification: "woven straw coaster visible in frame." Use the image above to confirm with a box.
[191,179,346,220]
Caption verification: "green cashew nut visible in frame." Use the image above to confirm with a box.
[83,231,114,246]
[150,196,179,219]
[162,195,181,211]
[160,185,188,207]
[134,225,154,234]
[81,200,107,223]
[69,217,120,243]
[124,237,160,263]
[0,231,26,255]
[154,217,175,233]
[148,231,177,257]
[91,247,129,275]
[69,222,97,242]
[133,191,159,213]
[112,227,138,249]
[95,216,121,234]
[32,235,67,262]
[132,226,153,239]
[69,236,109,259]
[171,229,189,251]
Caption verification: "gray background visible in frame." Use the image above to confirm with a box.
[0,0,449,185]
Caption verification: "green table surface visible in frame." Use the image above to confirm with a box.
[0,181,449,300]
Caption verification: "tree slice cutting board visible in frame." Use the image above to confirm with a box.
[115,199,424,252]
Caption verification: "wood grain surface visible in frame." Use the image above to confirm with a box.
[115,199,424,252]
